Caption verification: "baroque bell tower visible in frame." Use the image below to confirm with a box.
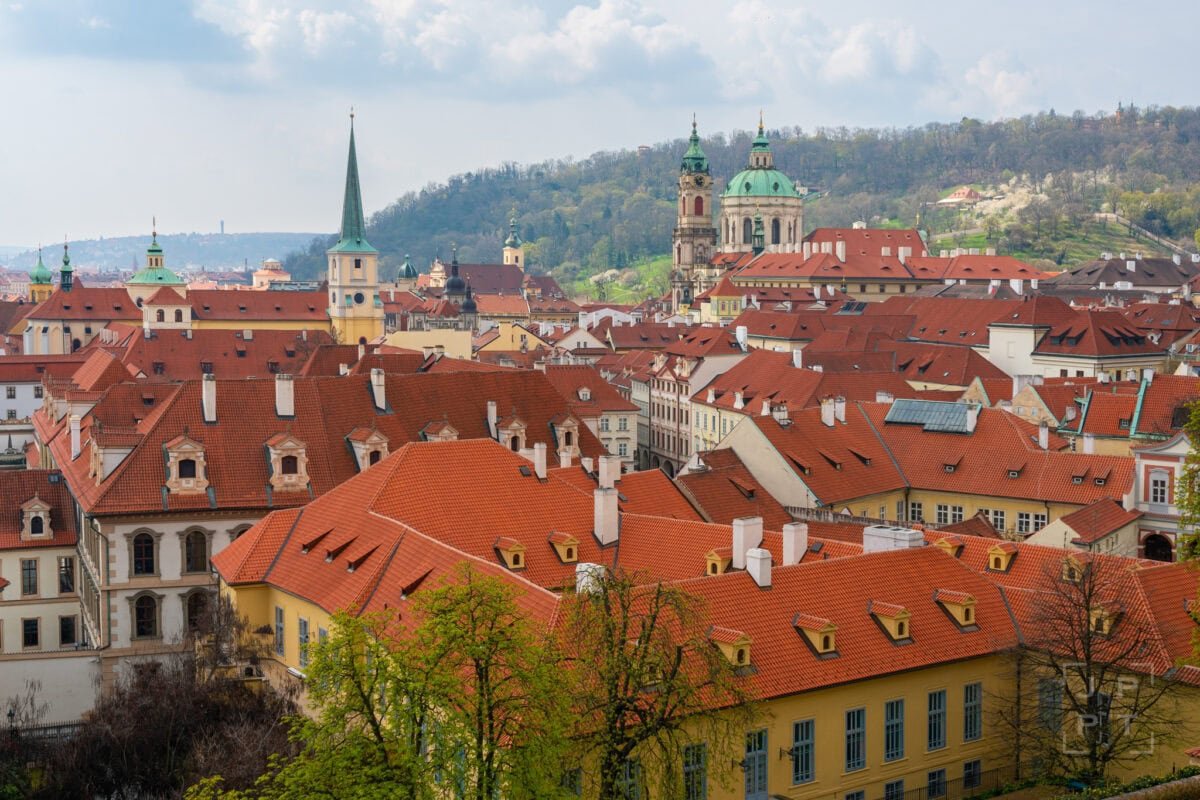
[326,112,384,345]
[671,118,717,313]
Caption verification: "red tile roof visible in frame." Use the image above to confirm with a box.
[25,287,140,321]
[0,470,77,551]
[541,365,638,415]
[675,449,793,529]
[1034,309,1162,357]
[106,328,335,381]
[1059,499,1143,544]
[0,353,89,383]
[187,289,327,322]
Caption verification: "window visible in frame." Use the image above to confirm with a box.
[186,592,208,632]
[1017,512,1032,534]
[1033,513,1047,531]
[884,699,905,761]
[560,769,583,797]
[951,505,964,524]
[845,708,865,771]
[180,457,201,479]
[990,510,1006,531]
[20,559,37,595]
[174,309,184,323]
[694,196,704,217]
[744,729,767,797]
[600,417,610,432]
[59,615,76,646]
[6,410,15,420]
[936,504,949,525]
[22,618,38,648]
[184,530,208,573]
[274,606,285,657]
[908,501,924,522]
[616,759,641,800]
[299,618,310,669]
[884,780,905,800]
[200,362,213,375]
[29,515,43,535]
[58,556,74,593]
[928,689,947,750]
[369,449,382,465]
[281,455,299,475]
[846,793,865,800]
[682,743,706,800]
[5,386,14,399]
[618,417,628,431]
[618,442,628,457]
[34,385,43,398]
[133,533,156,575]
[155,309,165,323]
[928,768,947,798]
[133,594,158,638]
[964,759,983,789]
[792,719,814,784]
[1150,471,1169,504]
[1039,678,1063,730]
[964,682,983,741]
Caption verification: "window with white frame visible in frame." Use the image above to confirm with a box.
[1150,470,1170,505]
[1017,512,1032,534]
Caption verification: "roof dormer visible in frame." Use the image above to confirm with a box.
[933,535,964,559]
[495,537,526,570]
[498,414,528,453]
[1062,554,1087,584]
[793,613,838,657]
[20,496,51,541]
[577,386,592,402]
[934,589,978,629]
[705,547,732,576]
[265,432,309,492]
[553,415,581,457]
[869,600,912,643]
[1089,604,1119,636]
[548,531,579,564]
[708,626,751,667]
[421,419,459,442]
[986,542,1018,573]
[164,434,209,495]
[347,426,389,471]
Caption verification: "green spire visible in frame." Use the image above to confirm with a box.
[147,217,163,256]
[61,240,73,292]
[681,115,710,174]
[29,247,53,284]
[751,110,770,151]
[504,211,523,248]
[329,112,377,254]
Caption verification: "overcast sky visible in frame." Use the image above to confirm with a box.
[1,0,1195,247]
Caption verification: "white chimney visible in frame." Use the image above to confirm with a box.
[820,397,836,427]
[594,487,619,546]
[357,342,366,360]
[142,321,151,339]
[863,524,924,552]
[1038,422,1049,450]
[835,240,847,261]
[532,442,548,479]
[202,374,217,423]
[1144,368,1155,384]
[966,404,979,433]
[760,398,772,417]
[370,368,386,411]
[834,396,846,424]
[559,451,572,469]
[487,400,498,438]
[733,391,745,410]
[735,325,748,350]
[422,345,434,359]
[1064,405,1077,422]
[731,516,764,570]
[781,522,808,566]
[881,246,892,257]
[243,329,253,340]
[275,373,294,417]
[875,391,894,404]
[1083,432,1095,454]
[69,414,81,460]
[575,562,604,594]
[792,349,803,369]
[746,547,772,588]
[598,454,621,489]
[802,241,812,259]
[582,456,594,473]
[1174,254,1183,266]
[1126,260,1136,272]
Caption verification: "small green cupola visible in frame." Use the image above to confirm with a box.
[681,117,710,175]
[29,248,53,285]
[398,253,418,281]
[504,214,523,249]
[60,241,73,293]
[127,221,185,287]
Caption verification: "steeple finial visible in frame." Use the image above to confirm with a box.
[758,109,764,135]
[692,112,697,133]
[152,216,157,245]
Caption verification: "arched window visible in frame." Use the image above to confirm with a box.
[71,338,82,352]
[694,196,704,216]
[174,309,183,323]
[134,594,158,638]
[281,455,299,475]
[369,450,382,465]
[564,431,573,447]
[133,533,155,575]
[178,459,196,479]
[822,634,831,650]
[771,218,781,245]
[156,309,165,322]
[743,217,753,244]
[184,530,208,573]
[510,436,520,452]
[30,516,43,535]
[186,592,209,632]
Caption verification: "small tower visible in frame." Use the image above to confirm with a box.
[444,246,467,305]
[60,240,73,294]
[459,284,478,331]
[671,117,718,312]
[125,220,186,305]
[28,248,54,303]
[502,212,525,271]
[394,253,419,293]
[326,112,384,345]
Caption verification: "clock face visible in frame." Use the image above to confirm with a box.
[695,176,705,187]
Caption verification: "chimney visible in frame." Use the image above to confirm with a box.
[1038,422,1049,450]
[487,400,498,438]
[746,548,772,588]
[820,397,836,427]
[735,325,748,350]
[966,404,979,433]
[835,240,847,261]
[142,321,151,339]
[1064,404,1077,422]
[338,363,350,376]
[863,524,924,552]
[422,345,434,359]
[1083,432,1095,454]
[792,349,803,369]
[594,487,619,546]
[357,342,366,361]
[760,398,772,417]
[875,391,894,404]
[532,442,548,479]
[243,329,253,340]
[69,414,81,460]
[581,456,595,473]
[834,396,846,424]
[1175,254,1183,266]
[781,522,808,566]
[1144,368,1155,384]
[370,368,386,411]
[1126,260,1136,273]
[881,246,892,257]
[771,402,789,424]
[275,373,294,417]
[598,454,621,489]
[731,516,763,570]
[202,374,217,423]
[733,391,745,410]
[575,562,604,594]
[559,451,572,469]
[898,246,911,265]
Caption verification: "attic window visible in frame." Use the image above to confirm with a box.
[1118,418,1131,430]
[944,464,956,473]
[495,537,526,570]
[705,548,731,576]
[1094,477,1107,486]
[793,613,838,657]
[577,387,592,401]
[549,532,579,564]
[1062,559,1084,583]
[708,626,751,667]
[987,544,1017,573]
[934,589,978,630]
[870,602,912,643]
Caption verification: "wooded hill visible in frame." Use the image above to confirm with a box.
[284,105,1200,293]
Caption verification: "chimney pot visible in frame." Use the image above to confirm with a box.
[357,343,366,360]
[746,547,772,588]
[834,396,846,424]
[532,442,548,479]
[782,522,808,566]
[370,368,386,411]
[594,487,619,546]
[820,397,835,427]
[69,414,81,460]
[1038,422,1049,450]
[598,455,621,489]
[202,374,217,423]
[731,516,764,570]
[275,373,295,417]
[559,451,572,469]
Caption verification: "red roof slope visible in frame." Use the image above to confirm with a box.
[675,449,793,529]
[0,470,78,551]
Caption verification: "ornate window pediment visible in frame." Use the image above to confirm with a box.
[164,435,209,495]
[266,432,308,491]
[20,496,51,540]
[553,414,581,457]
[347,427,388,471]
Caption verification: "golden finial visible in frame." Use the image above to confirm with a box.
[758,109,764,133]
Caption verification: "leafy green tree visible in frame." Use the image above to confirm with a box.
[1174,401,1200,559]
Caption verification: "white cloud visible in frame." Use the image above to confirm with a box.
[964,52,1037,115]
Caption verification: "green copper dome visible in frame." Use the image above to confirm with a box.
[398,254,418,280]
[722,167,799,198]
[681,119,710,174]
[128,265,185,285]
[504,215,523,248]
[29,250,53,284]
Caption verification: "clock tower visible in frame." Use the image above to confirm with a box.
[671,119,717,313]
[327,113,384,345]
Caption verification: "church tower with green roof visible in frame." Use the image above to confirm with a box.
[326,113,384,345]
[125,222,186,305]
[718,114,805,255]
[671,118,717,313]
[28,248,54,303]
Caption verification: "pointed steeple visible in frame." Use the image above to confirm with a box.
[334,110,373,252]
[60,239,74,293]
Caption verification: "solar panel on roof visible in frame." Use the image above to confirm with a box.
[884,399,973,433]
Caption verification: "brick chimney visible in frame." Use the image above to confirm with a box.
[275,373,294,417]
[782,522,808,566]
[533,442,548,479]
[732,516,763,570]
[370,368,386,411]
[746,547,772,588]
[594,487,619,546]
[202,374,217,423]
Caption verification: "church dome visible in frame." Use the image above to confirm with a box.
[398,254,418,280]
[722,167,799,199]
[28,250,53,285]
[461,285,477,313]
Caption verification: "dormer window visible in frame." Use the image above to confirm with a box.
[498,415,528,453]
[266,433,308,492]
[707,626,751,667]
[165,435,209,495]
[869,601,912,643]
[347,427,389,471]
[933,536,964,559]
[577,387,592,402]
[20,497,52,541]
[793,613,838,657]
[1062,557,1085,584]
[549,532,579,564]
[495,537,526,570]
[987,543,1017,573]
[705,547,731,576]
[1089,606,1118,636]
[554,415,582,458]
[934,589,978,630]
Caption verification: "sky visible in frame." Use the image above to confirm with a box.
[0,0,1196,247]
